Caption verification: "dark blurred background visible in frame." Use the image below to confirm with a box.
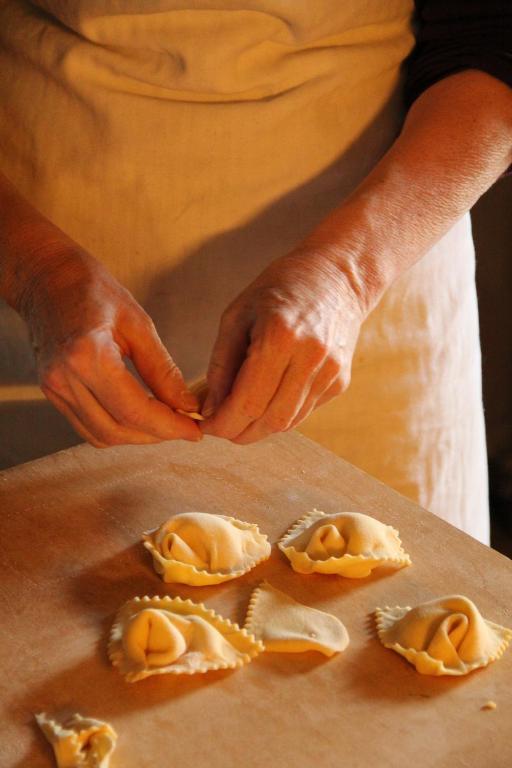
[473,174,512,558]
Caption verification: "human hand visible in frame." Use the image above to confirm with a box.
[201,248,365,444]
[21,245,202,447]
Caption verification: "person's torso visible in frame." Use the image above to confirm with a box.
[0,0,438,469]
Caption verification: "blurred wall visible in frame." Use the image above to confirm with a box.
[472,175,512,461]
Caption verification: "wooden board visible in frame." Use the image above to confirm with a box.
[1,432,511,768]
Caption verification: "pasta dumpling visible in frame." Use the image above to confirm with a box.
[278,509,411,578]
[35,712,117,768]
[375,595,512,676]
[109,595,263,681]
[245,582,349,656]
[143,512,271,585]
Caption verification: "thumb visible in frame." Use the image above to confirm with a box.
[122,315,199,412]
[203,311,249,418]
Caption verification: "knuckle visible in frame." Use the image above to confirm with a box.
[324,355,342,378]
[64,335,96,375]
[262,411,291,432]
[138,309,155,329]
[267,312,295,342]
[305,337,328,364]
[40,364,65,394]
[138,312,159,338]
[206,425,226,439]
[212,426,238,442]
[220,303,239,329]
[232,434,254,446]
[241,399,265,421]
[208,359,228,376]
[332,373,349,395]
[89,437,109,449]
[96,428,125,447]
[155,359,180,386]
[118,406,146,429]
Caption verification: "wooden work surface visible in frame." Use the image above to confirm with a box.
[1,432,511,768]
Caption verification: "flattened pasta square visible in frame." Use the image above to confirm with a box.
[245,582,349,656]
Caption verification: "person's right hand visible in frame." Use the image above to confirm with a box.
[18,243,202,448]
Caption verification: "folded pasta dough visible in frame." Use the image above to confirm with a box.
[35,712,117,768]
[278,509,411,578]
[109,595,263,681]
[376,595,512,676]
[143,512,271,585]
[245,582,349,656]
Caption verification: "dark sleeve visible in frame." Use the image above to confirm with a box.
[405,1,512,108]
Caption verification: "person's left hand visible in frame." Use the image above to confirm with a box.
[200,247,366,444]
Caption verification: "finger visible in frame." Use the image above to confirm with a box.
[202,311,251,418]
[231,356,323,445]
[41,385,108,448]
[71,332,202,442]
[288,375,343,430]
[93,362,202,442]
[43,376,163,447]
[315,380,344,409]
[201,333,291,440]
[121,315,199,414]
[64,374,165,446]
[189,377,209,408]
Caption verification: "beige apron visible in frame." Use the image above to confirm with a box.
[0,0,489,543]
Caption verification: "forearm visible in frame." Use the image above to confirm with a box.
[0,174,201,443]
[302,70,512,314]
[0,171,86,315]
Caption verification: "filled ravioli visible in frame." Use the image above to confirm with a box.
[35,712,117,768]
[375,595,512,676]
[278,509,411,578]
[109,595,263,681]
[245,582,349,656]
[143,512,271,585]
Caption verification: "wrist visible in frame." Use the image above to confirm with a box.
[299,196,398,317]
[2,224,86,318]
[298,70,512,319]
[0,173,96,317]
